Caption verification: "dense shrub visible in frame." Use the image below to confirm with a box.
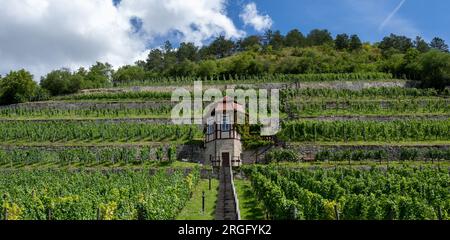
[265,149,300,163]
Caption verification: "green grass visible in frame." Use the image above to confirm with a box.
[234,179,266,220]
[177,178,219,220]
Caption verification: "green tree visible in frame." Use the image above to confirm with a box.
[176,42,199,62]
[379,34,413,56]
[75,67,88,78]
[0,69,38,105]
[112,65,146,84]
[164,40,173,53]
[414,36,430,53]
[230,53,264,75]
[418,50,450,88]
[349,34,363,51]
[162,41,177,74]
[80,62,113,89]
[430,37,449,53]
[380,54,405,75]
[30,87,50,102]
[207,36,235,58]
[285,29,306,48]
[268,30,285,50]
[40,69,82,96]
[403,48,422,79]
[145,49,165,72]
[306,29,333,46]
[238,35,262,51]
[197,60,218,77]
[172,60,198,77]
[335,34,350,50]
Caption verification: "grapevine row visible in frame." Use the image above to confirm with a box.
[113,72,395,87]
[0,169,199,220]
[244,165,450,220]
[287,99,449,116]
[280,120,450,142]
[0,146,178,167]
[0,121,202,142]
[282,87,448,100]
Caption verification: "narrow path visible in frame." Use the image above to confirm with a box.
[215,164,240,220]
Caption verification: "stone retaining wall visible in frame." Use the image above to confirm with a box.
[287,144,450,161]
[80,80,417,93]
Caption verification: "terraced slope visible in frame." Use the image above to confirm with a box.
[0,79,448,220]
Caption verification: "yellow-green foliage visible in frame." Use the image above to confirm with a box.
[99,202,118,220]
[3,202,23,220]
[322,200,338,220]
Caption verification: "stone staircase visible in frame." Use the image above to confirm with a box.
[215,164,240,220]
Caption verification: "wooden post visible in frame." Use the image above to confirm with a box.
[438,206,443,221]
[334,205,340,220]
[437,158,441,171]
[47,208,52,221]
[97,207,101,220]
[291,206,298,220]
[4,208,8,221]
[202,191,206,214]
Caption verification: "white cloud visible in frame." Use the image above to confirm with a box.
[118,0,244,45]
[0,0,140,78]
[0,0,244,79]
[239,2,273,32]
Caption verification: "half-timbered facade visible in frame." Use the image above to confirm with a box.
[204,97,245,167]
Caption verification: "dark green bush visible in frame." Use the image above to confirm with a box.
[265,149,300,163]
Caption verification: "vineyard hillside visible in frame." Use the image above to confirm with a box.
[0,74,448,220]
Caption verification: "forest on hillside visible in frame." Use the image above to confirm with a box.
[0,29,449,105]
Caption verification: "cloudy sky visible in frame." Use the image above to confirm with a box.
[0,0,449,79]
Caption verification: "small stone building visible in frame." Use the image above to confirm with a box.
[204,97,245,168]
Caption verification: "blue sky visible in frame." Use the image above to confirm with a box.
[0,0,448,78]
[137,0,450,47]
[226,0,449,43]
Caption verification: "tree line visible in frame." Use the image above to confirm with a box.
[0,28,449,105]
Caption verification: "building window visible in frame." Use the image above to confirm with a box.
[207,124,214,134]
[222,115,230,131]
